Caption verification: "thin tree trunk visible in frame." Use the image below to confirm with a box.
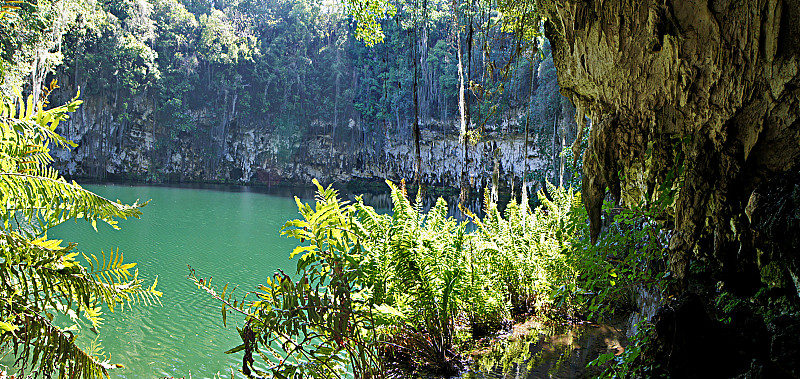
[410,0,424,193]
[560,132,566,187]
[412,34,422,187]
[453,0,468,205]
[152,91,157,176]
[333,48,341,157]
[524,45,536,191]
[458,0,474,205]
[553,114,558,183]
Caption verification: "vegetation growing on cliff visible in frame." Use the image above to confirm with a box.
[10,0,796,377]
[1,0,571,187]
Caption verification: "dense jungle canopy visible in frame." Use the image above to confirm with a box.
[0,0,571,190]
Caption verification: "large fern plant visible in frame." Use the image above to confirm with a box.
[0,86,161,378]
[189,179,392,378]
[190,180,473,378]
[367,181,466,374]
[467,183,583,316]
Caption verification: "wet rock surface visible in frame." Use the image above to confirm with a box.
[651,294,772,378]
[464,319,626,379]
[748,166,800,300]
[541,0,800,254]
[768,315,800,378]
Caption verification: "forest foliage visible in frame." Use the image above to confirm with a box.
[0,0,565,182]
[0,0,681,377]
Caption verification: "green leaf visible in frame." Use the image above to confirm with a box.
[373,304,405,318]
[0,321,18,333]
[224,344,246,354]
[222,304,227,327]
[290,245,315,259]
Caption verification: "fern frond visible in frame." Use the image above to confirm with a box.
[1,233,161,321]
[0,88,156,378]
[1,89,81,149]
[8,309,120,379]
[0,171,145,235]
[353,199,389,237]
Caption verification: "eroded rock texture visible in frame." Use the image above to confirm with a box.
[52,52,572,190]
[541,0,799,376]
[543,0,799,284]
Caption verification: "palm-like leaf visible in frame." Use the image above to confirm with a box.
[1,90,143,237]
[11,311,121,379]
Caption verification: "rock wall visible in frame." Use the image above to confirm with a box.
[55,107,559,187]
[541,0,800,376]
[52,93,157,178]
[52,52,576,191]
[542,0,800,272]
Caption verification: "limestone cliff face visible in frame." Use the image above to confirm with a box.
[52,93,157,178]
[53,103,562,188]
[541,0,799,375]
[53,52,573,191]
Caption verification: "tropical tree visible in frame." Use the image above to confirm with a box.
[0,85,161,378]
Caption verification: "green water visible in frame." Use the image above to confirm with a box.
[49,184,302,378]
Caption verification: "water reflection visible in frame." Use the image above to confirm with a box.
[463,319,626,379]
[84,181,488,219]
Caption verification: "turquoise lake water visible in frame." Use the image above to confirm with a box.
[49,184,303,378]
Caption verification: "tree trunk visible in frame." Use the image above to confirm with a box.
[412,33,422,187]
[453,0,469,204]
